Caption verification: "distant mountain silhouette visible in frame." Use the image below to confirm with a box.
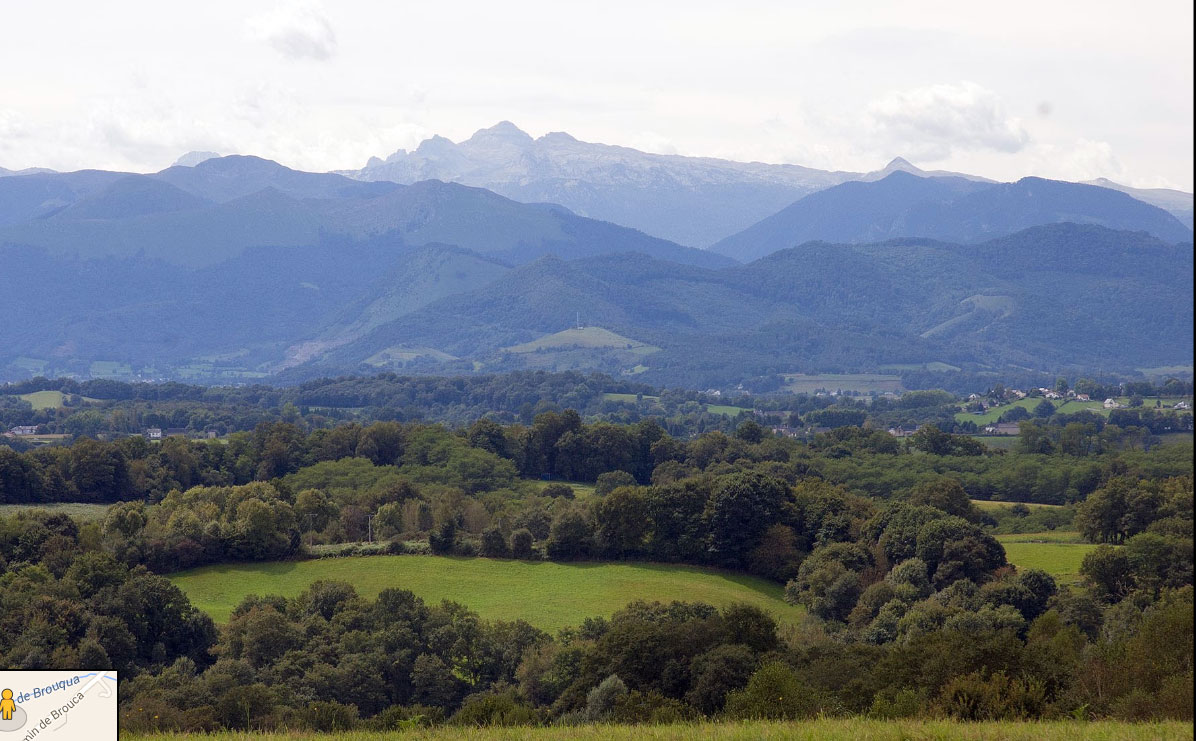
[712,171,1192,261]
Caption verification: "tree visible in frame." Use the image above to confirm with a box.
[509,528,535,559]
[1080,545,1133,602]
[595,470,636,496]
[480,526,508,558]
[594,486,650,558]
[429,518,457,555]
[706,472,790,568]
[545,511,594,561]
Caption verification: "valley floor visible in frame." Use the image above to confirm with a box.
[123,719,1195,741]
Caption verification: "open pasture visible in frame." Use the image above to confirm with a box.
[996,531,1097,586]
[170,555,804,631]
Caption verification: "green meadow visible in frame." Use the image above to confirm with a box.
[996,531,1098,587]
[169,555,804,630]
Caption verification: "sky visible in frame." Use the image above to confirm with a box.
[1,0,1192,190]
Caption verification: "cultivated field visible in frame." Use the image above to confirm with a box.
[996,531,1097,587]
[122,719,1195,741]
[781,373,902,394]
[170,555,803,630]
[601,392,751,417]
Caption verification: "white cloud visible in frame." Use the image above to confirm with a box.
[630,131,678,155]
[246,1,336,61]
[866,81,1029,162]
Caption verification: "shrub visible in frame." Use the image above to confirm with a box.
[451,688,541,727]
[481,526,509,558]
[595,471,637,496]
[583,674,627,722]
[306,701,358,731]
[510,528,536,559]
[723,661,839,720]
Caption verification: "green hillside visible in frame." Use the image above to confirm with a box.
[170,555,803,631]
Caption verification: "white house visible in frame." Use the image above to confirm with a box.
[1103,398,1121,409]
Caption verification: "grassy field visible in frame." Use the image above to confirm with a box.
[600,393,750,417]
[0,502,111,521]
[123,719,1195,741]
[524,478,598,499]
[170,555,804,630]
[996,531,1097,587]
[781,373,902,394]
[18,389,100,410]
[506,327,659,356]
[971,499,1063,512]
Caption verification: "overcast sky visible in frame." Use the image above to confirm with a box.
[1,1,1192,189]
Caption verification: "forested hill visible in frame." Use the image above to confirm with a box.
[304,223,1193,386]
[712,171,1193,261]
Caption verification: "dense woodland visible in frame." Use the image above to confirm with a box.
[0,385,1191,730]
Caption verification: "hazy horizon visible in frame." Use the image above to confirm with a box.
[1,1,1192,190]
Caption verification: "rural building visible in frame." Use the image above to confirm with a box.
[984,422,1021,436]
[8,425,38,436]
[1103,398,1122,409]
[145,428,163,440]
[771,426,802,438]
[887,425,921,437]
[1075,394,1091,401]
[1176,401,1191,410]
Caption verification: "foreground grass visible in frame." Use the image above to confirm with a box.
[996,531,1098,586]
[123,719,1195,741]
[170,555,803,630]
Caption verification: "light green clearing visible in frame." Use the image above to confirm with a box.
[600,393,749,417]
[0,502,112,521]
[971,499,1063,512]
[524,479,598,499]
[996,531,1097,585]
[365,346,458,366]
[782,373,902,394]
[17,390,100,410]
[123,719,1194,741]
[505,327,659,355]
[969,435,1020,450]
[879,361,961,372]
[603,392,660,403]
[169,555,803,631]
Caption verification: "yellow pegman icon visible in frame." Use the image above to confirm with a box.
[0,689,15,721]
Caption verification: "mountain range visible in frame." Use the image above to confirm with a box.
[0,139,1192,388]
[348,122,1195,245]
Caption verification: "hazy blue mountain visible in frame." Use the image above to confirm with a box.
[710,172,989,260]
[712,172,1193,261]
[0,156,729,269]
[1083,177,1194,229]
[151,155,400,203]
[0,170,129,226]
[54,175,212,220]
